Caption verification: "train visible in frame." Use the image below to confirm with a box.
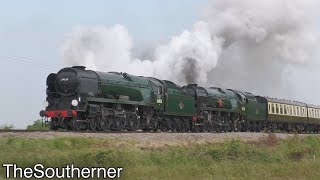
[39,66,320,133]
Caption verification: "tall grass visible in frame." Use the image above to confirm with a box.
[1,134,320,179]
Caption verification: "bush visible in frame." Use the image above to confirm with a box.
[0,124,14,130]
[26,119,49,130]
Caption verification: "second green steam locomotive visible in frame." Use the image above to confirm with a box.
[40,66,320,133]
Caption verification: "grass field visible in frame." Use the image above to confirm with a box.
[1,134,320,179]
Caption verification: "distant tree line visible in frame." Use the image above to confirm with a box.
[0,120,50,130]
[26,119,49,130]
[0,124,14,130]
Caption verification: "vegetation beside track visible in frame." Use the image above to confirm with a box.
[1,134,320,179]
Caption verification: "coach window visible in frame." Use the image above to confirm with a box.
[292,106,295,115]
[293,106,296,116]
[298,107,302,116]
[309,109,311,118]
[305,108,308,117]
[292,107,295,116]
[311,109,314,118]
[304,108,307,117]
[309,109,311,117]
[313,109,315,118]
[313,109,316,118]
[288,106,292,115]
[284,105,288,115]
[272,104,275,114]
[268,103,272,113]
[312,109,317,118]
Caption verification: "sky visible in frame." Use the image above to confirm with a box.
[0,0,207,128]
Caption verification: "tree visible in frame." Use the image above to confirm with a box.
[0,124,14,130]
[26,119,49,130]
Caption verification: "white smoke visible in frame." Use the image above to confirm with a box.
[61,0,320,101]
[61,25,154,76]
[204,0,319,98]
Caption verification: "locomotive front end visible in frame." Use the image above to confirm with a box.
[39,66,99,130]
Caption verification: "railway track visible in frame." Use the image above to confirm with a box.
[0,129,157,133]
[1,129,319,145]
[0,129,319,134]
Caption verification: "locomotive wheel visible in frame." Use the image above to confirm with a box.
[207,123,214,132]
[72,120,82,131]
[104,117,112,130]
[182,119,189,132]
[186,120,191,132]
[241,122,247,132]
[60,118,68,129]
[180,121,186,132]
[222,125,229,132]
[175,119,182,132]
[89,119,97,131]
[255,123,261,132]
[249,123,255,132]
[127,116,139,131]
[169,119,176,132]
[98,117,107,131]
[215,124,223,133]
[159,119,169,132]
[193,125,199,133]
[50,119,59,130]
[234,121,241,132]
[114,117,125,131]
[200,124,205,132]
[228,121,234,132]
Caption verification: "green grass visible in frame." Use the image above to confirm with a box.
[1,134,320,179]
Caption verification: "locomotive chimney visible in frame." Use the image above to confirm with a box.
[72,66,86,70]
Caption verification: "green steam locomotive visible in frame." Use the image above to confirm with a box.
[39,66,320,133]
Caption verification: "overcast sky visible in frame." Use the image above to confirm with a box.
[0,0,206,128]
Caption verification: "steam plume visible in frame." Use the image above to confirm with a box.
[61,0,320,100]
